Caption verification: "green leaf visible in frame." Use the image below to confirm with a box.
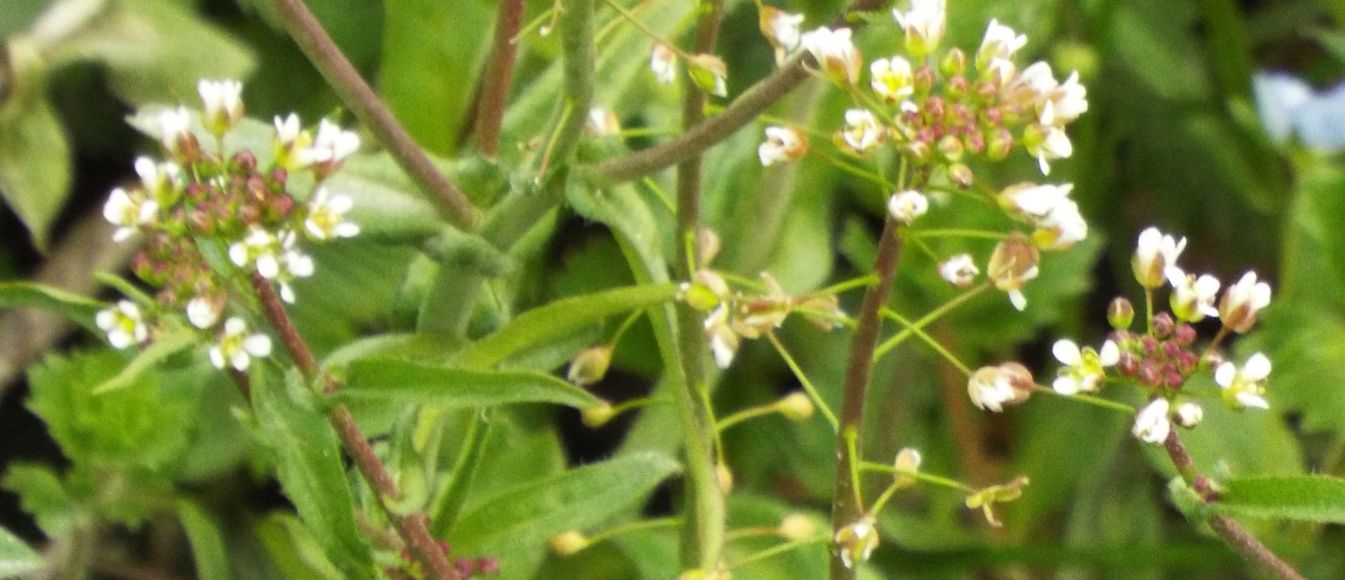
[1210,476,1345,523]
[379,0,492,154]
[92,329,198,394]
[28,349,194,469]
[252,367,373,575]
[0,96,71,250]
[252,512,343,580]
[456,284,678,370]
[176,500,232,580]
[2,463,76,537]
[0,281,103,331]
[0,525,42,578]
[451,451,681,559]
[46,0,255,105]
[341,359,599,409]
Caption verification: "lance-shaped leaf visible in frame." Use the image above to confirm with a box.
[252,368,373,575]
[339,360,599,409]
[451,452,681,558]
[1207,475,1345,523]
[456,284,678,370]
[0,281,103,331]
[176,500,231,580]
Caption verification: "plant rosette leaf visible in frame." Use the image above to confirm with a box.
[0,525,42,578]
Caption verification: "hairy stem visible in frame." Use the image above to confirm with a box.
[249,274,458,579]
[267,0,476,229]
[474,0,527,157]
[830,216,904,579]
[584,0,886,184]
[670,0,727,571]
[1163,430,1304,580]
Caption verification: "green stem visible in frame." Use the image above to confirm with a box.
[717,403,784,432]
[812,274,878,298]
[910,228,1010,240]
[587,517,681,546]
[429,410,493,535]
[859,461,977,493]
[1031,386,1135,415]
[880,309,972,376]
[872,283,989,361]
[729,536,830,570]
[766,332,840,431]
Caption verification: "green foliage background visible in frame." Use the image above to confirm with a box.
[1,0,1344,578]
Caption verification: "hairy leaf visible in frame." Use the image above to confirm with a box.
[1211,475,1345,523]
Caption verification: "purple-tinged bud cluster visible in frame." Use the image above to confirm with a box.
[1110,313,1200,391]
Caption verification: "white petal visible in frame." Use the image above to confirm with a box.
[244,335,272,357]
[280,284,296,304]
[710,337,735,368]
[1009,290,1027,311]
[229,243,249,266]
[96,309,117,331]
[1236,392,1270,410]
[1052,376,1079,395]
[256,254,280,279]
[335,223,360,238]
[107,329,133,349]
[1099,340,1120,366]
[208,346,226,369]
[1252,283,1272,309]
[231,351,251,371]
[224,317,246,335]
[1052,339,1082,366]
[1214,361,1236,387]
[1244,353,1272,381]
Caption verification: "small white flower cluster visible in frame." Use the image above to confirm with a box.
[1131,226,1272,331]
[997,182,1088,250]
[95,79,362,374]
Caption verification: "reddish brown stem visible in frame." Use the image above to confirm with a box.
[249,275,459,580]
[266,0,476,229]
[475,0,527,157]
[830,216,903,579]
[1164,431,1304,580]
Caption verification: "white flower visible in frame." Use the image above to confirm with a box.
[967,363,1033,412]
[96,300,149,349]
[939,254,979,287]
[1035,199,1088,249]
[1169,271,1221,322]
[103,187,159,242]
[274,240,315,304]
[759,7,804,64]
[1215,353,1271,410]
[800,27,861,85]
[759,126,808,166]
[1132,398,1172,445]
[1175,401,1204,428]
[1010,61,1058,99]
[987,235,1040,311]
[208,317,272,372]
[1131,227,1187,289]
[133,156,181,201]
[229,227,279,275]
[892,0,946,58]
[1218,271,1272,333]
[1051,339,1119,395]
[838,109,885,155]
[1046,71,1088,125]
[976,19,1028,72]
[870,56,914,103]
[834,516,879,569]
[983,57,1017,87]
[585,106,621,137]
[704,305,740,369]
[186,296,222,329]
[198,79,244,135]
[650,43,677,85]
[304,188,360,241]
[274,113,319,169]
[157,106,192,153]
[998,182,1074,222]
[1026,105,1073,175]
[311,119,360,165]
[887,190,928,225]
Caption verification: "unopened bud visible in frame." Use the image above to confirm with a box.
[698,228,721,266]
[986,127,1014,161]
[913,66,935,96]
[777,392,815,421]
[549,531,589,556]
[937,134,964,161]
[1107,297,1134,330]
[893,447,922,488]
[581,402,617,428]
[948,163,974,189]
[939,48,967,78]
[987,234,1040,292]
[1152,312,1175,339]
[688,54,728,97]
[777,514,816,541]
[568,345,614,386]
[716,462,734,495]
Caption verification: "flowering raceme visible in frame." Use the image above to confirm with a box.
[95,79,362,371]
